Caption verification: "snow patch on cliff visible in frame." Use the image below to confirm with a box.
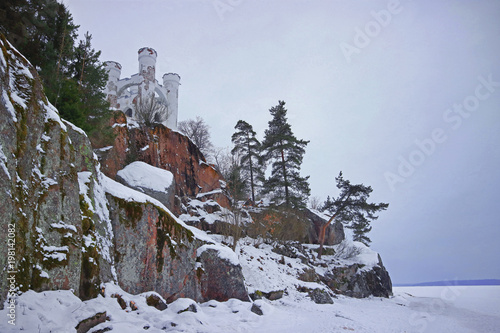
[117,161,173,192]
[197,244,240,266]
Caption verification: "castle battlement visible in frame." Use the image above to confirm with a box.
[104,48,180,130]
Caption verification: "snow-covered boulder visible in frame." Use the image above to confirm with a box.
[319,241,393,298]
[197,245,249,302]
[116,161,176,210]
[239,239,392,301]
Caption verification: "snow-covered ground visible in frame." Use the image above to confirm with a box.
[2,284,498,332]
[1,232,498,333]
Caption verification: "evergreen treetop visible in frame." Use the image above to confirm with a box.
[231,120,262,202]
[261,100,310,209]
[1,0,111,145]
[321,172,389,248]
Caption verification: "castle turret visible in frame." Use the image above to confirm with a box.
[138,47,157,82]
[163,73,181,130]
[104,61,122,109]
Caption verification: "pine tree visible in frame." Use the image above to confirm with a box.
[350,215,372,246]
[0,0,77,77]
[226,162,248,202]
[261,101,310,209]
[70,32,111,134]
[1,2,112,145]
[231,120,262,203]
[0,0,79,103]
[318,172,389,256]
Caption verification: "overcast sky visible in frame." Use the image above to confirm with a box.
[64,0,500,284]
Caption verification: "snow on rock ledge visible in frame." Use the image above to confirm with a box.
[117,161,174,191]
[239,239,392,301]
[116,161,176,212]
[197,244,240,266]
[332,240,381,271]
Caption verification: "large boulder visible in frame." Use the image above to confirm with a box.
[320,242,392,298]
[105,177,249,303]
[197,246,249,302]
[116,161,176,209]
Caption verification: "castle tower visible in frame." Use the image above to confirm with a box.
[103,48,180,130]
[138,47,157,102]
[103,61,121,109]
[138,47,157,82]
[163,73,181,130]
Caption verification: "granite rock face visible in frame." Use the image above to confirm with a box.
[321,254,393,298]
[0,35,248,307]
[197,248,249,302]
[106,186,248,303]
[96,115,230,215]
[0,34,95,303]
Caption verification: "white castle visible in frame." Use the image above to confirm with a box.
[103,47,180,129]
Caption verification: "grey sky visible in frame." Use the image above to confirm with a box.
[64,0,500,284]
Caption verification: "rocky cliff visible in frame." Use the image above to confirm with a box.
[95,112,230,216]
[0,33,392,314]
[0,34,248,308]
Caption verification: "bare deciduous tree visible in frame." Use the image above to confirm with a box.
[178,116,214,157]
[220,206,245,251]
[308,196,322,210]
[135,94,171,126]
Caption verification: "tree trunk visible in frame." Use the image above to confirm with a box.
[247,134,255,202]
[280,147,289,206]
[318,214,336,259]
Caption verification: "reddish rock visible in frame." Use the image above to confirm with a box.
[108,193,248,303]
[198,248,249,302]
[97,117,230,215]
